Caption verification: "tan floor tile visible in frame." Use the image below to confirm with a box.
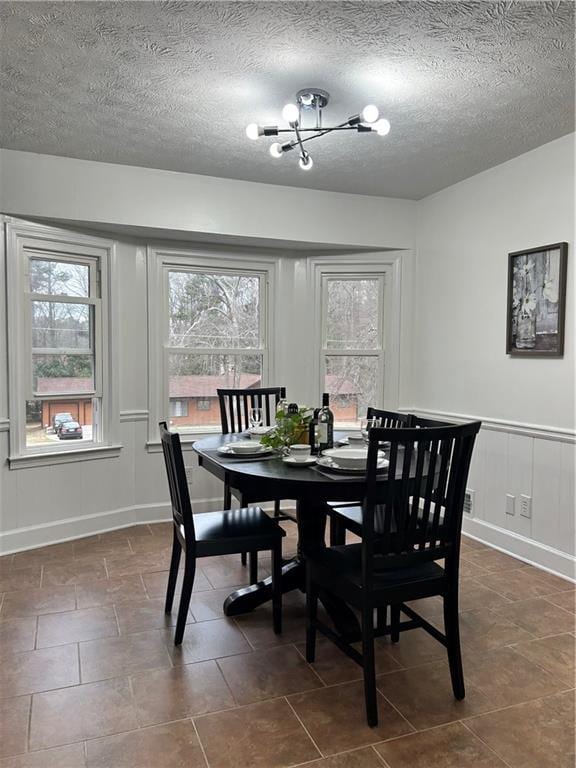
[0,618,37,657]
[457,559,492,580]
[461,549,525,572]
[73,538,131,559]
[0,556,15,575]
[42,560,107,587]
[377,660,493,730]
[512,633,575,687]
[141,568,212,596]
[457,579,512,612]
[99,525,152,542]
[295,637,401,686]
[11,543,75,570]
[289,679,412,755]
[546,590,576,614]
[0,644,79,697]
[464,646,566,708]
[0,696,30,758]
[37,606,118,648]
[0,566,42,593]
[466,690,575,768]
[149,522,173,537]
[379,628,447,669]
[404,597,444,624]
[79,629,172,683]
[0,586,76,618]
[491,597,575,637]
[233,590,311,648]
[189,587,239,622]
[375,721,508,767]
[114,597,192,634]
[479,569,571,602]
[302,748,385,767]
[218,644,323,704]
[458,609,534,652]
[461,536,489,552]
[131,659,235,726]
[0,743,86,767]
[86,719,204,768]
[30,677,138,750]
[195,696,320,768]
[164,617,251,664]
[76,575,147,608]
[124,537,172,555]
[104,551,170,578]
[201,555,269,589]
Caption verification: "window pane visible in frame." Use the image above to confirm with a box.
[325,355,379,425]
[29,258,90,297]
[168,271,260,348]
[32,302,92,350]
[33,354,95,395]
[326,278,379,349]
[25,397,97,449]
[168,353,262,430]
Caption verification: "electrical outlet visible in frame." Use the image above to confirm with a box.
[520,494,532,518]
[463,489,475,516]
[505,494,516,516]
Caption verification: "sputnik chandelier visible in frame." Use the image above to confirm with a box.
[245,88,390,171]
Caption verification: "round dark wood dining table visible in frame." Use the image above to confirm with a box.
[193,431,399,641]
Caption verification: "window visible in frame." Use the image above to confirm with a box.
[169,399,189,418]
[6,220,117,464]
[320,274,386,426]
[150,250,272,436]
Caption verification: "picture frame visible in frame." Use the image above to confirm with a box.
[506,242,568,357]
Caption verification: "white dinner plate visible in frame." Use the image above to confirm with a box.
[317,456,389,474]
[217,444,273,457]
[282,456,317,467]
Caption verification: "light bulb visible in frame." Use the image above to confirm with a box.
[245,123,261,140]
[269,142,283,159]
[282,103,300,124]
[373,118,391,136]
[361,104,379,123]
[299,153,313,171]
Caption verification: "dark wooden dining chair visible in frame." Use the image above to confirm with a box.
[217,386,294,580]
[159,422,284,645]
[305,420,481,726]
[328,409,415,546]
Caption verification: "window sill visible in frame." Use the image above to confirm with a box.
[9,444,123,470]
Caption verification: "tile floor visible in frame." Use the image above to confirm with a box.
[0,522,574,768]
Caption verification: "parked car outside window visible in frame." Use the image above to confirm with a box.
[58,421,83,440]
[52,412,74,434]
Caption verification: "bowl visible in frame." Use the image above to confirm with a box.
[229,441,263,454]
[322,447,369,469]
[347,434,365,446]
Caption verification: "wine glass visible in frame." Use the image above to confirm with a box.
[249,407,262,430]
[360,417,381,443]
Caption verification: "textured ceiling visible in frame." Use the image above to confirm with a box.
[0,1,574,199]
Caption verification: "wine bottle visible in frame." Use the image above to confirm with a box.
[317,392,334,451]
[276,387,288,419]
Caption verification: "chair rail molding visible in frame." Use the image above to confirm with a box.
[119,409,149,422]
[0,417,9,433]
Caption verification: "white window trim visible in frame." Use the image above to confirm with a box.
[147,244,279,444]
[309,252,403,416]
[5,218,121,468]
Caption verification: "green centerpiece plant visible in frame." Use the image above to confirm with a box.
[260,406,314,453]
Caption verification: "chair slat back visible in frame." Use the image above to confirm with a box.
[217,387,282,434]
[366,408,414,428]
[362,422,481,584]
[159,422,196,547]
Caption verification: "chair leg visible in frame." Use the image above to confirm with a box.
[305,566,318,663]
[174,556,195,646]
[164,530,182,614]
[274,499,281,518]
[444,590,465,700]
[249,551,258,584]
[271,542,282,635]
[361,605,378,727]
[329,514,346,546]
[390,604,401,643]
[376,605,387,634]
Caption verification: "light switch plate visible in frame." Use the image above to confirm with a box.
[520,494,532,518]
[505,494,516,516]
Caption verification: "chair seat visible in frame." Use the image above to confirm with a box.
[194,506,284,557]
[308,543,446,605]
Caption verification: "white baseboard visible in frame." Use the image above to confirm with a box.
[463,517,575,582]
[0,498,222,555]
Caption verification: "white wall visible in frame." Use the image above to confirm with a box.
[411,134,575,578]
